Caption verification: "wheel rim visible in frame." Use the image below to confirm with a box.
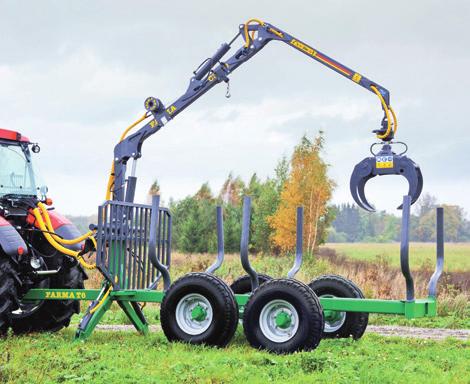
[175,293,213,335]
[321,294,346,333]
[259,299,299,343]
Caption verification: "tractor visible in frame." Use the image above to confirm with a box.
[0,129,86,335]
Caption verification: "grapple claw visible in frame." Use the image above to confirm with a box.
[350,158,376,212]
[349,144,423,211]
[397,160,423,209]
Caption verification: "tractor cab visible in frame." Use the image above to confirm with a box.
[0,129,46,201]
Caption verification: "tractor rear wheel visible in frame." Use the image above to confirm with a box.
[0,257,19,336]
[10,260,85,334]
[309,274,368,339]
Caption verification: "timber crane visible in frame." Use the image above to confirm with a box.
[110,18,423,211]
[0,20,435,353]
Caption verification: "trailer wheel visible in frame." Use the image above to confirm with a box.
[230,274,272,294]
[309,274,368,339]
[0,257,19,336]
[161,273,238,347]
[243,279,324,354]
[10,262,84,334]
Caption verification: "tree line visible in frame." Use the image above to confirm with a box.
[69,132,469,251]
[328,194,470,243]
[153,134,335,254]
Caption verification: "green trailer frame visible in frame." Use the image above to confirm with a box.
[21,195,444,342]
[22,288,438,341]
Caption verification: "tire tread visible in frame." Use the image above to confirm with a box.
[309,274,368,339]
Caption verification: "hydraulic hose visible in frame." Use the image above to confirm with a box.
[243,18,265,48]
[37,202,94,245]
[389,105,398,135]
[89,284,112,314]
[105,113,150,200]
[371,85,398,140]
[31,207,96,270]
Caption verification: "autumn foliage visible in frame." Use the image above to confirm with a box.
[269,133,335,254]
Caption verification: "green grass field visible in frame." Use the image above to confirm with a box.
[322,242,470,272]
[0,329,468,384]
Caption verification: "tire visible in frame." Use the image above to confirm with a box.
[10,262,85,334]
[243,279,324,354]
[309,274,368,340]
[230,274,272,294]
[0,257,20,336]
[161,272,238,347]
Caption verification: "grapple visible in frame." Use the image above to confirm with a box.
[350,143,423,212]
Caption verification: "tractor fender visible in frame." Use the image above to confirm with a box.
[44,211,84,252]
[0,216,27,257]
[48,212,89,279]
[27,210,83,251]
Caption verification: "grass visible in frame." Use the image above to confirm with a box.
[322,242,470,272]
[0,329,469,384]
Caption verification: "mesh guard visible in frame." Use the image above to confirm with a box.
[95,200,171,290]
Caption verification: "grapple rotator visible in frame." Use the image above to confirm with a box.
[350,142,423,212]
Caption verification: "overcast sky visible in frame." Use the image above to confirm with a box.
[1,1,468,216]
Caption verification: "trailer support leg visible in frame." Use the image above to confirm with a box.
[75,292,113,341]
[118,300,149,335]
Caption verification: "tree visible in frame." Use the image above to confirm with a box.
[269,133,335,253]
[219,173,245,205]
[147,179,160,203]
[330,204,362,242]
[195,182,213,201]
[223,203,242,253]
[274,156,289,193]
[251,179,280,253]
[170,183,217,253]
[414,193,437,217]
[417,204,468,242]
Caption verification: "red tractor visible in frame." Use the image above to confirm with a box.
[0,128,86,335]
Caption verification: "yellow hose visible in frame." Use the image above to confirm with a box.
[370,85,393,140]
[89,285,112,314]
[243,19,265,48]
[37,202,94,245]
[389,105,398,135]
[31,208,96,270]
[105,113,150,200]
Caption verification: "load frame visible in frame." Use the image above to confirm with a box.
[22,194,444,341]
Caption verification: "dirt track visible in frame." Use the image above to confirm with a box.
[366,325,469,341]
[95,324,470,341]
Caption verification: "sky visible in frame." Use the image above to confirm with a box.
[0,1,469,216]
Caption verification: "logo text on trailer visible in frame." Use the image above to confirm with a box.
[45,291,87,299]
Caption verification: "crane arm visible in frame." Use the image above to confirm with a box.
[111,20,397,201]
